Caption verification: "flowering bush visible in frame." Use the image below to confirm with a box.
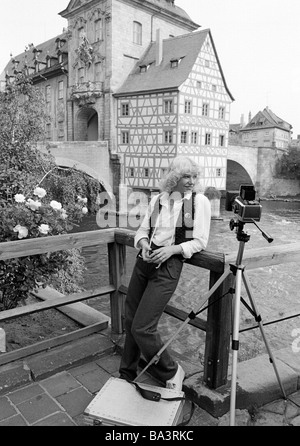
[0,186,90,310]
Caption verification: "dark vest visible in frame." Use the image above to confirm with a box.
[149,193,196,245]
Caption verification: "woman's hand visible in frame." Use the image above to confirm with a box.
[148,245,181,264]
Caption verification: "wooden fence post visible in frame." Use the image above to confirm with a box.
[203,270,233,389]
[108,241,126,334]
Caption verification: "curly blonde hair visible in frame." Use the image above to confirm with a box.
[159,156,202,193]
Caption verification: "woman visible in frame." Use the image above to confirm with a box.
[119,156,211,391]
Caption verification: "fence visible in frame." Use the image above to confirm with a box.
[1,228,300,390]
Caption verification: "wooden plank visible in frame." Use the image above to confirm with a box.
[0,229,115,261]
[0,323,104,367]
[0,286,115,323]
[32,286,110,327]
[203,270,233,389]
[108,242,126,334]
[225,241,300,270]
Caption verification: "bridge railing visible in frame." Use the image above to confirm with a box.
[1,229,300,390]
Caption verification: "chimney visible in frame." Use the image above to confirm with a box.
[248,111,252,123]
[156,29,163,66]
[240,114,245,127]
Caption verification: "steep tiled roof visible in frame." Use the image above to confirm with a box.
[115,29,234,99]
[241,107,292,132]
[3,34,67,76]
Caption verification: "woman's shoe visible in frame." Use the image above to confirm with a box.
[166,364,185,391]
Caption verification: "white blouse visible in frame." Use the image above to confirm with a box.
[134,191,211,259]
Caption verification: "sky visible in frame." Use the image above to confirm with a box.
[0,0,299,136]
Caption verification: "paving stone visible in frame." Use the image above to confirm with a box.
[69,361,100,377]
[0,415,27,426]
[33,412,76,426]
[55,387,93,417]
[74,367,110,393]
[16,393,62,425]
[40,372,81,397]
[290,415,300,426]
[0,396,17,421]
[96,354,121,374]
[7,383,45,405]
[0,361,32,395]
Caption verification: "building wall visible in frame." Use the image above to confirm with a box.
[241,127,290,149]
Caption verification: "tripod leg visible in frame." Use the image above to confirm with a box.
[230,267,243,426]
[242,271,287,399]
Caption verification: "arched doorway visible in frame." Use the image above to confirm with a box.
[75,107,99,141]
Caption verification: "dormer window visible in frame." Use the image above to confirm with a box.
[58,54,63,64]
[47,58,51,68]
[170,57,183,69]
[170,59,179,68]
[139,65,147,73]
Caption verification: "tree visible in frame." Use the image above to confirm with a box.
[0,72,103,310]
[275,147,300,180]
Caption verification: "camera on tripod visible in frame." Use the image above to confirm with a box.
[226,184,262,223]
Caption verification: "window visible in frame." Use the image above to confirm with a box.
[219,106,225,120]
[181,131,188,144]
[58,122,64,139]
[164,100,173,114]
[219,135,225,147]
[144,168,150,178]
[133,21,142,45]
[46,123,51,139]
[45,86,51,103]
[58,81,64,100]
[58,53,63,64]
[164,130,173,144]
[95,19,103,42]
[202,103,209,117]
[216,168,222,177]
[191,132,197,144]
[121,103,129,116]
[95,62,101,79]
[212,84,217,92]
[139,65,148,73]
[205,133,211,145]
[205,60,210,68]
[78,27,85,41]
[196,81,202,89]
[122,131,129,144]
[78,67,85,83]
[130,167,135,177]
[47,58,51,69]
[170,59,179,68]
[184,101,191,114]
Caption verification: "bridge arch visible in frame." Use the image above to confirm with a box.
[227,145,258,190]
[54,156,113,197]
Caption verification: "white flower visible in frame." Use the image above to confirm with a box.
[34,187,47,199]
[14,194,26,203]
[38,224,50,235]
[82,197,88,204]
[26,199,42,211]
[50,200,62,211]
[82,207,88,215]
[13,225,29,239]
[60,209,68,220]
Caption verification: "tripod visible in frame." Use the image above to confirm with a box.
[134,218,286,426]
[227,218,286,425]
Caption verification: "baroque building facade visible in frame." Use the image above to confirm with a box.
[2,0,234,192]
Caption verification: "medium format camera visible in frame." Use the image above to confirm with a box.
[226,185,262,223]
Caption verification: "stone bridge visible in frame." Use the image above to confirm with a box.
[39,142,300,198]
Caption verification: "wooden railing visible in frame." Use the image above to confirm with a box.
[1,229,300,390]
